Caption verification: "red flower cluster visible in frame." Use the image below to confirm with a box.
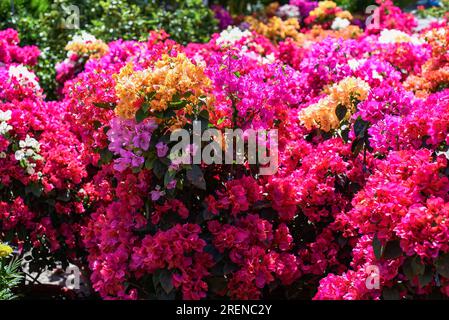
[3,1,449,301]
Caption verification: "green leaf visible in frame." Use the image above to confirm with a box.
[145,158,154,170]
[418,266,433,288]
[207,276,227,294]
[353,117,369,138]
[186,164,206,190]
[163,170,175,187]
[435,253,449,278]
[411,256,425,276]
[183,91,193,99]
[403,255,425,283]
[99,148,113,165]
[169,100,187,110]
[164,109,177,118]
[351,138,364,156]
[372,234,383,260]
[402,257,415,282]
[19,159,27,168]
[93,102,116,110]
[233,71,241,78]
[197,96,208,107]
[383,240,402,260]
[152,160,166,180]
[217,117,226,125]
[26,182,43,198]
[335,104,347,121]
[159,270,174,294]
[93,120,102,129]
[144,91,156,103]
[135,108,147,123]
[153,270,173,295]
[141,101,150,113]
[199,109,209,120]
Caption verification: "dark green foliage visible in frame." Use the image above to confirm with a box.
[0,255,23,300]
[0,0,218,98]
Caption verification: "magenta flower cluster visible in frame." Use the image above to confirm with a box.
[3,0,449,301]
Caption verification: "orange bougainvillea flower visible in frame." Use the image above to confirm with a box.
[65,32,109,59]
[245,16,302,42]
[299,77,370,132]
[114,53,212,120]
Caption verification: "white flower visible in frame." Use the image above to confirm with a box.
[416,18,444,32]
[0,110,12,122]
[192,53,206,68]
[8,64,40,89]
[264,53,276,64]
[0,152,6,159]
[19,135,40,151]
[437,28,447,37]
[378,29,405,43]
[216,26,252,46]
[331,17,351,30]
[25,148,35,157]
[372,70,383,81]
[276,4,300,18]
[242,50,276,65]
[0,121,12,135]
[14,150,25,161]
[25,135,40,150]
[26,166,35,175]
[242,50,261,63]
[68,31,97,46]
[378,29,423,45]
[347,59,366,71]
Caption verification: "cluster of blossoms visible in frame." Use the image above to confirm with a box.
[299,76,370,131]
[276,4,301,19]
[113,53,212,121]
[7,64,40,90]
[215,26,253,47]
[290,0,319,18]
[14,135,42,175]
[305,1,353,29]
[211,5,233,30]
[107,117,158,172]
[0,242,13,258]
[3,0,449,301]
[245,16,302,42]
[0,28,39,66]
[0,110,12,138]
[65,32,109,59]
[0,29,90,266]
[366,0,417,34]
[55,32,109,94]
[404,26,449,96]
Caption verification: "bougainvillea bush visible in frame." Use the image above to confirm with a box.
[2,0,449,300]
